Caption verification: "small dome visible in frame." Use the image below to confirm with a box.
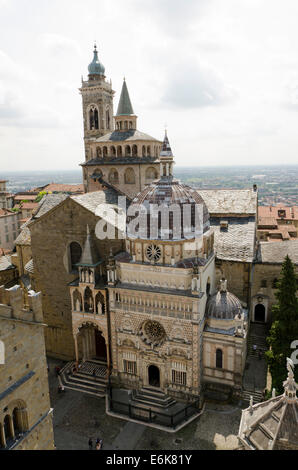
[88,45,105,76]
[206,280,242,320]
[127,179,210,241]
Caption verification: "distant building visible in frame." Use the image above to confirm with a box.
[0,181,14,210]
[0,209,21,251]
[257,205,298,242]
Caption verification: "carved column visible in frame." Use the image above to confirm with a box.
[0,422,6,448]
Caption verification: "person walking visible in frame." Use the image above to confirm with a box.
[88,438,93,450]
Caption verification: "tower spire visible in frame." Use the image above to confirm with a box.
[159,129,174,179]
[116,79,134,116]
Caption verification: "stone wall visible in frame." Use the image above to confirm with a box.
[215,259,251,306]
[0,286,54,450]
[29,197,124,359]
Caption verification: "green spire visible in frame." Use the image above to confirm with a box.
[116,79,134,115]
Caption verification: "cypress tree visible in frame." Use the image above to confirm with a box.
[266,255,298,393]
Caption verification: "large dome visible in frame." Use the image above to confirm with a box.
[206,283,242,320]
[127,177,210,241]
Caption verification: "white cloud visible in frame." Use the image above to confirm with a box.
[1,0,298,169]
[162,60,236,108]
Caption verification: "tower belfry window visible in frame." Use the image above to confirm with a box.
[89,106,99,130]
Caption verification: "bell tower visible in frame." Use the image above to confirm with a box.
[79,44,115,163]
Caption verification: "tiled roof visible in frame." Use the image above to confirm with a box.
[257,240,298,264]
[72,188,123,214]
[14,225,31,245]
[21,202,39,210]
[14,194,37,202]
[32,194,69,219]
[82,156,159,166]
[258,205,298,221]
[210,216,256,262]
[0,208,14,217]
[198,189,257,215]
[24,258,34,274]
[42,183,84,194]
[91,129,161,143]
[0,255,15,271]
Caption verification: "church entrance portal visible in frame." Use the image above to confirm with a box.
[78,324,108,363]
[254,304,266,323]
[148,365,160,387]
[95,330,107,362]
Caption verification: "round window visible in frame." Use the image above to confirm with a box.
[146,244,161,261]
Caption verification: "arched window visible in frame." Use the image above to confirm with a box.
[3,415,11,443]
[124,121,128,129]
[147,146,151,156]
[125,145,131,157]
[124,168,136,184]
[142,146,146,157]
[129,121,132,129]
[12,408,21,436]
[117,146,122,157]
[145,167,158,181]
[132,145,138,157]
[69,242,82,272]
[216,349,223,369]
[103,146,108,157]
[109,168,119,184]
[96,147,102,158]
[110,146,116,157]
[89,106,99,130]
[84,286,93,313]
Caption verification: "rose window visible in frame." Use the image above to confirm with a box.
[139,320,166,347]
[146,244,161,261]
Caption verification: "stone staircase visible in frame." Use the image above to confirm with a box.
[132,386,177,410]
[60,360,108,398]
[241,389,264,406]
[247,322,269,358]
[241,322,269,406]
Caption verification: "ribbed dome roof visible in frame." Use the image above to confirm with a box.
[127,178,210,240]
[206,283,242,320]
[88,45,105,76]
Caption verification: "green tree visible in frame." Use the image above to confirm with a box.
[266,255,298,393]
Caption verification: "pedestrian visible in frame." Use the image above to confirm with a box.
[253,344,257,352]
[96,439,103,450]
[88,438,93,450]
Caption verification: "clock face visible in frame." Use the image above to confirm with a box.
[146,244,161,261]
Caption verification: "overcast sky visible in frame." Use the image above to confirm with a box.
[1,0,298,171]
